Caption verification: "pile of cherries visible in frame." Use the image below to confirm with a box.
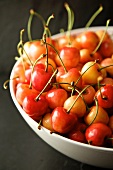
[11,27,113,148]
[7,5,113,148]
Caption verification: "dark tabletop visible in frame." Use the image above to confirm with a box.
[1,0,113,170]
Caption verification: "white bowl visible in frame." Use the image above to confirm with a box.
[10,27,113,169]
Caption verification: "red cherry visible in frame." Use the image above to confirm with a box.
[51,107,78,134]
[28,40,46,63]
[99,38,113,58]
[55,46,80,69]
[34,63,45,70]
[79,31,99,53]
[99,77,113,86]
[92,52,103,63]
[25,68,32,84]
[96,30,111,42]
[67,122,87,143]
[22,93,48,119]
[57,35,75,50]
[81,85,96,105]
[31,68,53,92]
[108,115,113,132]
[100,57,113,77]
[95,84,113,108]
[68,130,86,143]
[13,64,28,83]
[85,122,112,146]
[16,83,39,106]
[80,49,93,64]
[37,57,57,73]
[46,88,68,109]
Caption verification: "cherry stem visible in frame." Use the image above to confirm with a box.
[35,69,58,101]
[17,30,32,78]
[47,63,55,72]
[97,76,105,99]
[51,81,75,87]
[27,9,34,41]
[38,119,42,130]
[97,76,103,89]
[64,2,74,45]
[70,81,75,96]
[85,5,103,29]
[43,34,48,72]
[88,97,99,126]
[43,41,68,73]
[17,29,33,67]
[3,76,19,90]
[91,19,110,55]
[67,84,91,113]
[43,14,54,39]
[16,42,26,75]
[107,137,113,140]
[99,63,113,71]
[27,9,46,41]
[73,87,90,112]
[29,54,46,89]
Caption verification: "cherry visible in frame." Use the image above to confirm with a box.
[78,31,99,53]
[31,68,53,92]
[37,57,57,73]
[56,67,82,91]
[57,35,75,50]
[84,105,109,125]
[25,63,46,86]
[100,58,113,77]
[81,61,106,85]
[42,113,54,131]
[51,107,78,134]
[25,68,32,84]
[46,37,59,54]
[55,46,80,69]
[6,6,113,149]
[79,49,93,64]
[75,63,83,71]
[26,40,46,63]
[95,84,113,109]
[16,83,39,106]
[22,41,32,62]
[22,93,48,119]
[68,130,86,143]
[13,63,29,83]
[67,122,87,143]
[91,52,103,63]
[99,77,113,86]
[63,95,86,118]
[99,38,113,58]
[85,122,112,146]
[96,30,111,42]
[46,88,68,109]
[108,115,113,132]
[82,85,96,105]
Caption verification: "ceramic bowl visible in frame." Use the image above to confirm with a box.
[10,27,113,169]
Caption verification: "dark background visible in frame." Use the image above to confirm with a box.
[1,0,113,170]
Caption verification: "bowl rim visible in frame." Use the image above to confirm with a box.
[9,26,113,153]
[52,26,113,39]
